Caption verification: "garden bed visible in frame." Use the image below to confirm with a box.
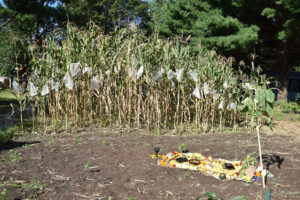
[1,129,300,199]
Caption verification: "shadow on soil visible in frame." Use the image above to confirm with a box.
[0,140,40,151]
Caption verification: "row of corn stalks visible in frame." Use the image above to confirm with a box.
[27,23,250,133]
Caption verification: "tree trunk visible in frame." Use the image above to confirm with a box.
[277,66,290,101]
[277,77,288,101]
[277,43,291,102]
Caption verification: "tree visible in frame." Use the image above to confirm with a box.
[156,0,300,101]
[148,0,167,31]
[0,0,61,39]
[0,0,62,77]
[0,27,29,77]
[158,0,259,57]
[229,0,300,101]
[60,0,151,32]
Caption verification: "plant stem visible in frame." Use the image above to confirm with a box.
[19,95,23,133]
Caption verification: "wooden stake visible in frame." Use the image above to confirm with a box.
[256,120,265,188]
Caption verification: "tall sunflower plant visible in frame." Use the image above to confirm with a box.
[240,63,275,189]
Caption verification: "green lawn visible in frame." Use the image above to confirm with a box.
[0,89,16,100]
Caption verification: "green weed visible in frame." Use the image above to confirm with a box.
[196,190,247,200]
[177,143,185,153]
[0,189,6,200]
[23,144,36,149]
[75,138,83,144]
[102,140,109,147]
[9,150,21,163]
[84,161,94,170]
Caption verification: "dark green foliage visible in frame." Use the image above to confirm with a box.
[157,0,300,101]
[0,126,20,144]
[0,28,28,77]
[61,0,150,32]
[148,0,167,31]
[229,0,300,100]
[0,0,62,77]
[158,0,259,55]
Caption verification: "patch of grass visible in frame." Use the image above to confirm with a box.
[0,89,15,100]
[28,180,46,191]
[196,190,247,200]
[102,140,109,147]
[9,180,45,192]
[287,191,300,196]
[23,144,36,149]
[143,143,150,147]
[0,188,6,200]
[9,150,21,163]
[84,161,94,170]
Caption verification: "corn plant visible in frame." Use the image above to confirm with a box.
[27,22,252,133]
[12,77,26,133]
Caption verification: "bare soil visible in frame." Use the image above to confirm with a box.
[1,128,300,200]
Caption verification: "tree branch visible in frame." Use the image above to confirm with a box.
[0,12,19,30]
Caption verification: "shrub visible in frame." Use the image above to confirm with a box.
[0,126,20,144]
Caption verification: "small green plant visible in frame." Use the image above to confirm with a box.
[7,180,45,193]
[0,189,6,200]
[177,142,185,153]
[23,144,35,149]
[238,152,257,178]
[143,143,150,147]
[75,138,83,144]
[46,141,53,146]
[196,191,247,200]
[84,161,94,170]
[28,180,46,191]
[102,140,109,147]
[9,150,21,163]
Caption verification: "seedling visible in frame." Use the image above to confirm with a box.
[84,161,94,170]
[75,138,83,144]
[177,143,185,153]
[102,140,109,147]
